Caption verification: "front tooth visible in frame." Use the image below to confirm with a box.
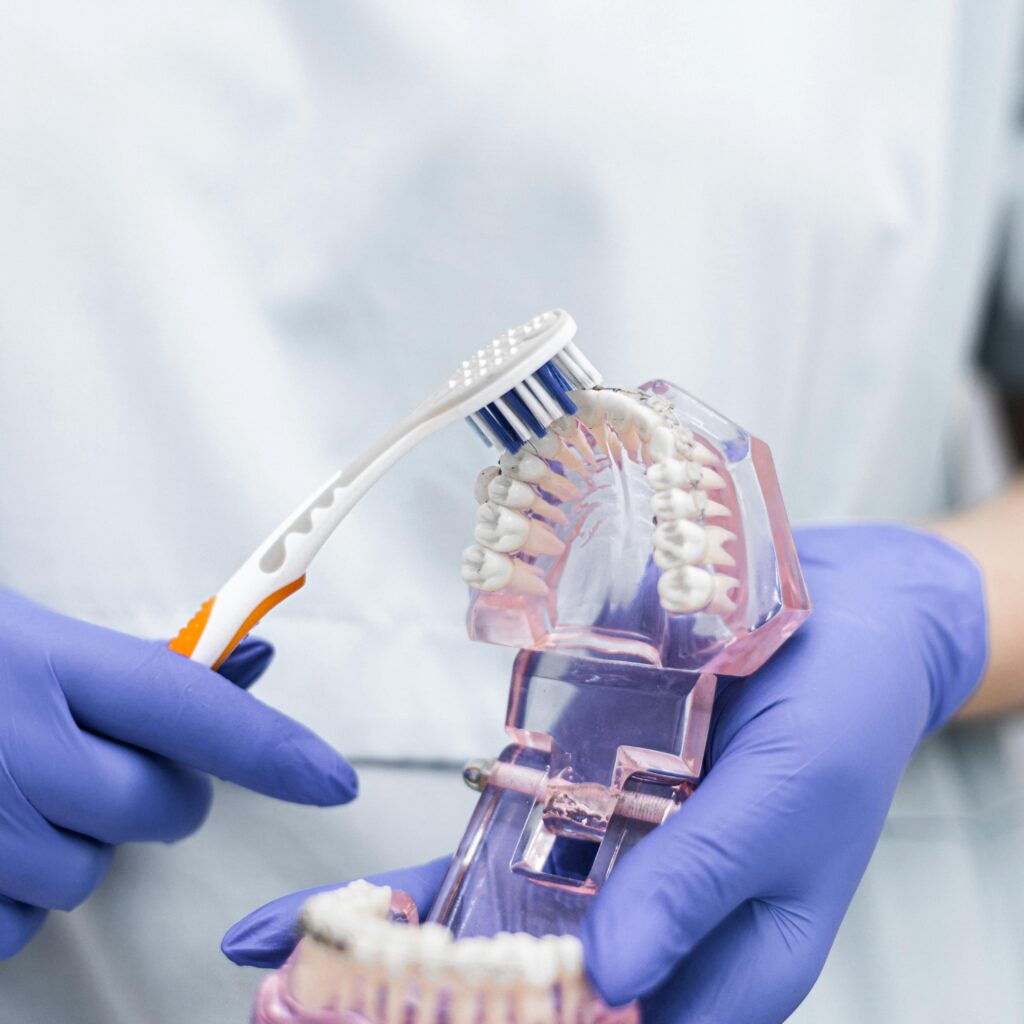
[475,503,531,552]
[571,390,605,430]
[602,392,643,453]
[657,565,716,613]
[474,465,501,504]
[531,433,560,458]
[632,404,662,442]
[411,925,453,1024]
[652,520,707,568]
[550,414,599,466]
[646,459,726,492]
[461,545,514,590]
[530,432,584,477]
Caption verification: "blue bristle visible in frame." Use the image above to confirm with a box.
[465,416,492,447]
[501,389,546,438]
[534,361,578,415]
[478,404,523,453]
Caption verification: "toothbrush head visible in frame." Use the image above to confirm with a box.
[432,309,602,454]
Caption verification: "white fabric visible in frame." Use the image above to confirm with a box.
[0,2,1022,1021]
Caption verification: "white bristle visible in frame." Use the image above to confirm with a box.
[492,396,532,442]
[470,412,506,451]
[523,374,566,421]
[563,341,603,386]
[551,350,588,389]
[513,381,555,429]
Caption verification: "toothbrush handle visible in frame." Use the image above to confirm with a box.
[170,413,436,668]
[169,570,307,669]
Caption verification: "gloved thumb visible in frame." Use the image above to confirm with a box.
[215,636,275,690]
[222,857,451,968]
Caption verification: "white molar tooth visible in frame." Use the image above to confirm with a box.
[646,458,700,491]
[475,503,531,552]
[647,425,680,463]
[488,473,569,525]
[657,565,716,613]
[652,520,707,569]
[705,526,738,567]
[651,487,706,521]
[487,474,536,510]
[646,459,726,492]
[500,450,581,501]
[475,502,565,557]
[499,450,546,483]
[474,465,501,504]
[461,545,514,590]
[460,544,550,597]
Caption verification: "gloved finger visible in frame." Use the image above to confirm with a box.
[52,626,356,807]
[221,856,452,968]
[581,743,794,1005]
[0,896,47,960]
[12,713,213,843]
[0,788,113,910]
[637,898,831,1024]
[216,636,275,690]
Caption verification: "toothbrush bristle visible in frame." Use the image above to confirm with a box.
[467,345,602,453]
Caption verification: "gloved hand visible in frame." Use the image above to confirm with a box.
[582,524,988,1023]
[0,588,357,959]
[221,858,452,967]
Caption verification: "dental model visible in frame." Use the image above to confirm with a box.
[258,880,613,1024]
[461,382,762,649]
[251,322,810,1024]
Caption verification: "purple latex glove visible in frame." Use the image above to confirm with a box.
[221,858,452,967]
[581,524,988,1023]
[0,589,357,959]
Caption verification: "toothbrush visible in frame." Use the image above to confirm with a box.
[169,309,601,668]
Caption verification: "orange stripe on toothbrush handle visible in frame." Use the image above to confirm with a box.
[168,575,307,668]
[169,596,216,658]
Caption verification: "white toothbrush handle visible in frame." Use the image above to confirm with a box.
[170,417,433,668]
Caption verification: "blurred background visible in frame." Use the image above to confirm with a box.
[0,3,1022,1021]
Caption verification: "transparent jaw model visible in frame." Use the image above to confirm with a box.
[253,379,810,1024]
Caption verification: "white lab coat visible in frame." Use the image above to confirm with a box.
[0,3,1022,1021]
